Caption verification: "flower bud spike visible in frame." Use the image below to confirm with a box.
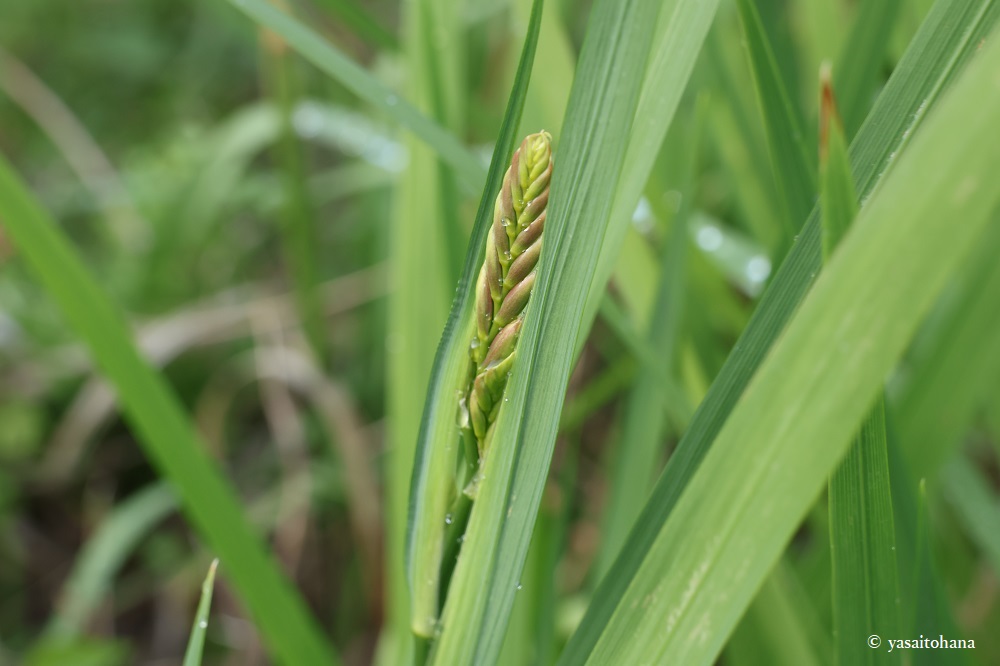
[462,131,553,460]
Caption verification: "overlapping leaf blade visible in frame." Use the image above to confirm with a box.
[820,82,902,666]
[560,1,1000,661]
[568,27,1000,664]
[580,0,722,346]
[404,0,545,644]
[429,0,670,662]
[736,0,815,242]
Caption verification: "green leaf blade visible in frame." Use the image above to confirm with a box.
[819,72,858,260]
[941,458,1000,577]
[183,559,219,666]
[405,0,545,642]
[45,484,177,638]
[225,0,485,191]
[596,101,705,578]
[736,0,816,240]
[571,20,1000,664]
[833,0,904,138]
[429,0,673,662]
[829,400,902,666]
[893,219,1000,477]
[821,84,901,666]
[581,0,722,346]
[560,1,1000,661]
[0,157,339,666]
[911,481,969,666]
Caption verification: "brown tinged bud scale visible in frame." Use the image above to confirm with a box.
[464,131,553,460]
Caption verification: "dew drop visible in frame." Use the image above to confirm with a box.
[445,513,453,525]
[516,583,523,591]
[199,620,208,629]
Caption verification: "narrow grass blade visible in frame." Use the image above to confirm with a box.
[725,559,831,666]
[311,0,399,51]
[561,0,1000,660]
[567,26,1000,664]
[415,0,468,282]
[225,0,485,191]
[736,0,816,242]
[0,157,338,665]
[513,0,574,134]
[260,20,330,367]
[581,0,721,347]
[833,0,903,138]
[428,0,667,663]
[911,481,968,666]
[820,73,902,666]
[940,458,1000,577]
[45,484,177,638]
[384,0,477,659]
[819,70,856,258]
[893,219,1000,478]
[405,0,544,642]
[183,559,220,666]
[829,401,901,666]
[0,47,145,252]
[793,0,848,103]
[596,103,703,579]
[596,296,693,430]
[884,432,965,659]
[702,22,785,256]
[496,499,563,666]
